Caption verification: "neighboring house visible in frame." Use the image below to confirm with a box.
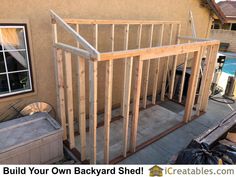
[211,1,236,52]
[0,0,223,122]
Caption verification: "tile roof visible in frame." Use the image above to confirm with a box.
[218,1,236,17]
[204,0,227,23]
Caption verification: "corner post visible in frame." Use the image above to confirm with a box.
[183,49,201,123]
[89,59,98,164]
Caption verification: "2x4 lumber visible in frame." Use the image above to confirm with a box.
[55,49,67,140]
[94,24,98,49]
[130,58,143,153]
[178,40,190,103]
[89,60,98,164]
[111,24,115,51]
[123,24,141,157]
[123,24,142,157]
[152,24,164,104]
[178,35,210,42]
[137,24,143,48]
[183,50,201,123]
[52,22,67,140]
[52,23,58,43]
[64,18,181,25]
[169,24,181,99]
[104,24,114,164]
[121,24,130,117]
[122,57,133,157]
[99,40,220,61]
[89,24,98,164]
[50,10,99,59]
[161,24,173,101]
[64,51,75,148]
[54,42,91,59]
[190,46,205,120]
[142,24,154,108]
[196,46,212,115]
[178,53,189,103]
[200,44,219,112]
[76,24,86,161]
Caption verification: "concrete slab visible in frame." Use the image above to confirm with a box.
[119,99,236,164]
[75,104,182,164]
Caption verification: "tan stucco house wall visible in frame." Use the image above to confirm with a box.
[210,29,236,52]
[0,0,214,121]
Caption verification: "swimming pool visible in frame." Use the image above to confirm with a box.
[222,58,236,76]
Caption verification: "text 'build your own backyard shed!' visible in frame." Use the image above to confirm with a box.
[50,10,220,164]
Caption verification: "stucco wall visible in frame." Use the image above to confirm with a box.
[210,29,236,52]
[0,0,212,121]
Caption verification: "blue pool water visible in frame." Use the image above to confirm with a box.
[222,58,236,75]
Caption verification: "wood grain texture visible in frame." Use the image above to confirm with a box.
[142,24,154,108]
[169,24,181,99]
[76,24,87,161]
[89,60,98,164]
[122,57,133,157]
[104,24,114,164]
[183,50,201,123]
[130,58,143,153]
[55,49,67,140]
[152,24,164,104]
[161,24,173,101]
[64,51,75,148]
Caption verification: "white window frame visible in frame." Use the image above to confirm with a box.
[0,25,33,97]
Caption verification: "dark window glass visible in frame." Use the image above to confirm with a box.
[9,71,30,92]
[0,74,9,94]
[0,52,5,73]
[6,51,28,72]
[231,23,236,31]
[214,23,220,29]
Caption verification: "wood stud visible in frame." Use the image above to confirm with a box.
[52,22,67,141]
[142,24,154,108]
[178,40,190,103]
[121,24,130,118]
[104,24,114,163]
[178,53,189,103]
[55,49,67,140]
[161,24,173,101]
[196,46,212,115]
[152,24,164,104]
[183,50,201,123]
[169,24,181,99]
[89,24,98,164]
[64,51,75,149]
[76,24,86,161]
[130,58,143,153]
[200,44,220,112]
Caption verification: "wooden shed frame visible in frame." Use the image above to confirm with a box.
[50,10,220,164]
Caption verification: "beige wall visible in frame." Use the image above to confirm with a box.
[210,29,236,52]
[0,0,212,121]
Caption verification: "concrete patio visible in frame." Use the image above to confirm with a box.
[119,97,236,164]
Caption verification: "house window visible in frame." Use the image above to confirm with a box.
[231,23,236,31]
[213,23,220,29]
[0,25,33,98]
